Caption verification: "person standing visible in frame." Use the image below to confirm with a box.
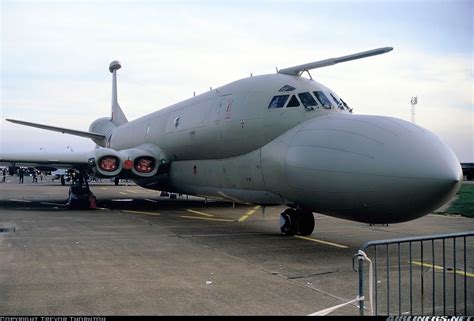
[19,168,24,184]
[2,168,6,183]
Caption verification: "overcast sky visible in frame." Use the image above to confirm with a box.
[1,0,473,161]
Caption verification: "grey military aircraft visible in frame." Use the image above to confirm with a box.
[1,47,463,236]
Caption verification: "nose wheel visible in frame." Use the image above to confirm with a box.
[280,208,315,236]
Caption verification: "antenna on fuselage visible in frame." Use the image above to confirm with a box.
[109,60,128,126]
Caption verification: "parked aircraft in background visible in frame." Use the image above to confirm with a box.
[51,169,70,185]
[1,47,463,235]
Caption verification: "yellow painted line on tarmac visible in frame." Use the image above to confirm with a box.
[186,209,214,217]
[100,187,108,190]
[411,261,474,278]
[125,190,140,194]
[181,215,235,223]
[145,198,159,203]
[41,202,67,207]
[119,192,128,195]
[238,205,261,222]
[123,210,161,216]
[9,199,32,203]
[295,236,348,249]
[142,190,159,193]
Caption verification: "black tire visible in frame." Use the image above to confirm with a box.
[297,209,315,236]
[280,208,297,236]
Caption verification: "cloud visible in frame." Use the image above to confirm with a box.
[1,1,472,161]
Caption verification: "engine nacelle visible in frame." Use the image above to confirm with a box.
[87,148,123,177]
[119,149,159,178]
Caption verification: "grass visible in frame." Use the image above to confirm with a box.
[447,183,474,218]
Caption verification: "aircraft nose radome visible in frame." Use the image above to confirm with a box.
[279,114,462,223]
[369,116,462,181]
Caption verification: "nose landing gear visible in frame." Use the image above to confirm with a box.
[280,207,315,236]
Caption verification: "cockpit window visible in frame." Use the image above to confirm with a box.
[298,92,318,108]
[268,95,289,108]
[286,95,300,107]
[313,91,332,109]
[329,93,344,109]
[279,85,296,92]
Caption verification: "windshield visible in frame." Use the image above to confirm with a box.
[313,91,332,109]
[298,92,318,107]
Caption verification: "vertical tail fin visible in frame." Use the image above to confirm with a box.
[109,60,128,126]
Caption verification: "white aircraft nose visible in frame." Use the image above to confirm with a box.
[277,114,462,223]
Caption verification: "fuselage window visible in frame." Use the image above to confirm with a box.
[313,91,332,109]
[298,92,318,108]
[279,85,296,92]
[268,95,289,108]
[286,95,300,107]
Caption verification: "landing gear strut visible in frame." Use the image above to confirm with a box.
[66,169,96,209]
[280,207,315,236]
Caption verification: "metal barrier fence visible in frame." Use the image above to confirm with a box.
[354,231,474,316]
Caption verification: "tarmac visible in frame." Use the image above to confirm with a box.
[0,176,472,315]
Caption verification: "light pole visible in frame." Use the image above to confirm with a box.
[411,96,418,124]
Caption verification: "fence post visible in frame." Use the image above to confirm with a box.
[359,253,365,316]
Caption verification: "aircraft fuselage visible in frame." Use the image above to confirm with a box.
[97,73,462,224]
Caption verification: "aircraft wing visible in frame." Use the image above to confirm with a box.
[278,47,393,76]
[6,118,106,141]
[0,152,90,170]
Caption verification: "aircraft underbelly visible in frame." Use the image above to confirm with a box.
[166,147,285,204]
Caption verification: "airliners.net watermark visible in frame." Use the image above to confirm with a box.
[387,317,473,321]
[0,318,106,321]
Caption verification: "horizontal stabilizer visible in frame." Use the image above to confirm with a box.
[278,47,393,76]
[6,118,106,141]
